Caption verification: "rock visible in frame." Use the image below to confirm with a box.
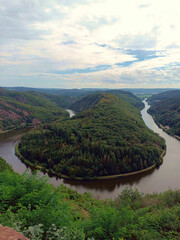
[0,225,29,240]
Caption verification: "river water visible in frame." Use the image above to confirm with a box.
[66,109,76,118]
[0,100,179,200]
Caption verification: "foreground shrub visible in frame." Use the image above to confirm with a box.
[0,169,179,240]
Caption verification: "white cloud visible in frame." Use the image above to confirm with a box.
[0,0,180,88]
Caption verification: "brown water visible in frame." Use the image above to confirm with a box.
[0,100,180,200]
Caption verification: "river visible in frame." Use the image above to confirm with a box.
[0,100,179,200]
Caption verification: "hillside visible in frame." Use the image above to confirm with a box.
[0,88,78,108]
[3,86,103,97]
[107,90,144,109]
[70,93,104,113]
[148,89,180,105]
[4,86,173,97]
[0,88,70,132]
[148,97,180,139]
[70,90,144,113]
[18,92,165,179]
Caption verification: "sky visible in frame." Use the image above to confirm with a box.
[0,0,180,89]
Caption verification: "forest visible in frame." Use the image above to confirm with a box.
[148,90,180,105]
[18,92,165,179]
[148,90,180,138]
[0,88,75,132]
[1,87,176,134]
[0,87,143,132]
[0,158,180,240]
[70,90,144,113]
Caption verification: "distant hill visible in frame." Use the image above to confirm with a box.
[3,86,175,98]
[70,93,104,113]
[124,88,177,96]
[0,87,143,132]
[148,90,180,105]
[0,88,70,132]
[148,93,180,139]
[107,90,144,109]
[3,87,104,97]
[70,90,144,113]
[0,88,78,108]
[18,92,165,179]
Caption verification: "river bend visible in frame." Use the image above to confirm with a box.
[0,100,179,200]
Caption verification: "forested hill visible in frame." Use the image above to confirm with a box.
[148,90,180,139]
[70,93,104,113]
[19,92,165,179]
[0,88,77,108]
[4,86,173,97]
[3,86,103,97]
[148,97,180,138]
[0,88,71,132]
[107,90,144,109]
[70,90,144,113]
[148,89,180,105]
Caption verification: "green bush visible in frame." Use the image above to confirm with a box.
[0,170,179,240]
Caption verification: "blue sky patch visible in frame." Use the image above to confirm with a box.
[52,64,112,74]
[125,49,163,62]
[115,61,136,67]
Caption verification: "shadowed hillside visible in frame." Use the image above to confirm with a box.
[148,90,180,105]
[148,91,180,138]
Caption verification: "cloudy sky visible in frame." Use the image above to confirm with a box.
[0,0,180,88]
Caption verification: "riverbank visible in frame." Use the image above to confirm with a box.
[0,126,34,136]
[150,116,180,142]
[0,127,20,135]
[15,143,166,181]
[15,143,44,170]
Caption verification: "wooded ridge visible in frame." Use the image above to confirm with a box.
[18,92,165,179]
[148,90,180,138]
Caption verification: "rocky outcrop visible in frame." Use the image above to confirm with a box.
[0,225,29,240]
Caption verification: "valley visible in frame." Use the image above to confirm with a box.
[0,87,180,239]
[0,93,180,199]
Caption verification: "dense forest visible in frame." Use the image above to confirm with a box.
[148,90,180,105]
[0,88,76,132]
[0,159,179,240]
[18,92,165,179]
[0,87,143,132]
[148,90,180,138]
[70,90,144,113]
[1,86,174,133]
